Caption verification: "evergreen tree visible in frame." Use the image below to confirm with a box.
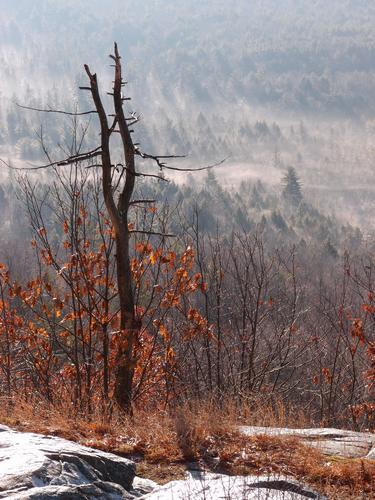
[271,210,288,232]
[282,167,303,205]
[324,239,339,259]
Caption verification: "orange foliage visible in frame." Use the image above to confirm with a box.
[0,214,212,411]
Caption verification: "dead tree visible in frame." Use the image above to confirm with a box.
[1,43,222,413]
[83,44,220,411]
[83,46,138,412]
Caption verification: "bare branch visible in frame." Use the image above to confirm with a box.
[115,163,168,182]
[0,158,17,170]
[129,230,175,237]
[1,147,103,171]
[160,157,228,172]
[84,62,121,232]
[134,149,185,169]
[111,42,136,218]
[129,199,156,205]
[135,147,227,172]
[16,103,97,116]
[35,125,53,163]
[57,149,102,166]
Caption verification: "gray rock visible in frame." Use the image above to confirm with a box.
[130,477,159,497]
[239,426,375,459]
[0,424,136,499]
[2,423,368,499]
[4,482,134,499]
[139,472,326,499]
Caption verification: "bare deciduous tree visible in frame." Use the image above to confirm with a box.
[83,45,140,413]
[82,44,207,412]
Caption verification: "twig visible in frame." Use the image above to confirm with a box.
[135,148,227,172]
[159,157,227,172]
[115,163,169,182]
[16,103,97,116]
[129,199,156,205]
[129,230,175,237]
[1,147,103,171]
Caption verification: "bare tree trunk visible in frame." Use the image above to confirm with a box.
[84,44,138,413]
[113,229,138,410]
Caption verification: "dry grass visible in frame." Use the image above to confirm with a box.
[0,397,373,498]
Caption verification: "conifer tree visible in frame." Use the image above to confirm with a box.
[282,166,303,205]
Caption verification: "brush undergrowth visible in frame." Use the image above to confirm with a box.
[0,396,373,499]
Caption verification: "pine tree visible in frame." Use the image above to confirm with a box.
[282,167,303,205]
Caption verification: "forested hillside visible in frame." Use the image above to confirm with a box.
[2,1,375,226]
[0,3,375,497]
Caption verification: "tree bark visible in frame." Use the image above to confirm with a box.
[84,43,138,413]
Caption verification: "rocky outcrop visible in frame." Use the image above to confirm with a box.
[0,424,135,499]
[140,471,326,499]
[1,424,372,498]
[239,426,375,459]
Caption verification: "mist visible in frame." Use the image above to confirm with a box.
[1,0,375,229]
